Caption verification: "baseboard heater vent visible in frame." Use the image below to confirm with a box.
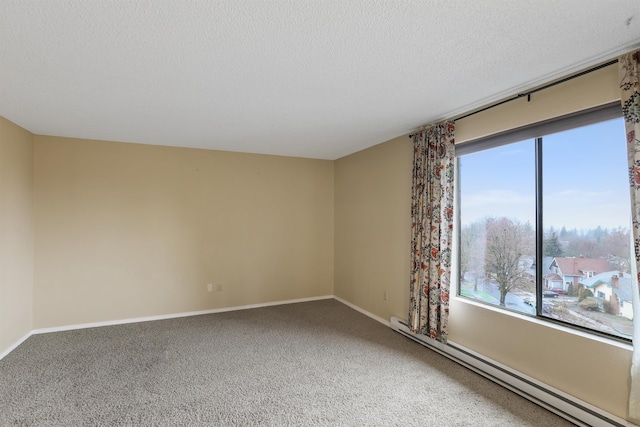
[390,317,633,427]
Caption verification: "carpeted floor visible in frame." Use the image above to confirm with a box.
[0,299,575,426]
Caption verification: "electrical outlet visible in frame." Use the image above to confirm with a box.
[215,283,223,292]
[207,283,213,292]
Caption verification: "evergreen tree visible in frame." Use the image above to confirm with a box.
[544,232,563,257]
[559,226,568,239]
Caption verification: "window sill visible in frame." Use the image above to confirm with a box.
[451,294,633,351]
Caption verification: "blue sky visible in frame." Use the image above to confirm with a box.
[459,118,630,231]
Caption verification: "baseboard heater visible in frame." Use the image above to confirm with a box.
[390,317,634,427]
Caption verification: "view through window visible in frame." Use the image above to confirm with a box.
[458,114,633,340]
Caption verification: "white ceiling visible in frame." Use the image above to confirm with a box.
[1,1,639,160]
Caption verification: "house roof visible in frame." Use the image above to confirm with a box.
[583,271,633,303]
[541,257,555,274]
[1,1,639,160]
[551,257,610,276]
[544,273,563,282]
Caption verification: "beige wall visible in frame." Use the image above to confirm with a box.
[334,134,412,321]
[334,62,633,419]
[33,136,334,328]
[455,63,621,144]
[0,117,34,355]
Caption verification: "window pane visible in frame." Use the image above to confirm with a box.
[458,139,536,315]
[542,118,632,339]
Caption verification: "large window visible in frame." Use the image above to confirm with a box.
[457,104,633,340]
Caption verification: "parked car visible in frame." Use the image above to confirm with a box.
[542,290,559,298]
[551,288,568,295]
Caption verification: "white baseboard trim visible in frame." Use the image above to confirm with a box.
[333,296,390,326]
[0,331,33,362]
[1,295,334,361]
[32,295,335,335]
[389,316,634,427]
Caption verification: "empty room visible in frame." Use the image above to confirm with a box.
[2,1,640,425]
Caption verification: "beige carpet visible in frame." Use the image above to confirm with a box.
[0,299,575,426]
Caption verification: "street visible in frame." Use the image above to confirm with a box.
[463,275,534,314]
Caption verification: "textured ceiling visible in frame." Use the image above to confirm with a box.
[1,1,639,160]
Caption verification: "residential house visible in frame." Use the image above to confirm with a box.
[582,271,634,320]
[544,273,564,291]
[545,257,610,292]
[538,256,562,288]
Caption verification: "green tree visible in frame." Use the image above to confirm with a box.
[543,232,563,257]
[560,226,568,239]
[578,286,593,302]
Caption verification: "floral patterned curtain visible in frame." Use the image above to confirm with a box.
[408,121,455,343]
[620,50,640,424]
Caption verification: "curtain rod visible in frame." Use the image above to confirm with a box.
[455,58,619,121]
[409,58,619,138]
